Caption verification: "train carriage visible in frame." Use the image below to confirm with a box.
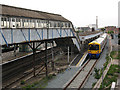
[88,33,107,58]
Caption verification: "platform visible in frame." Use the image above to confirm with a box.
[70,51,88,67]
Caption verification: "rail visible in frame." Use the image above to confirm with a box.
[63,58,98,89]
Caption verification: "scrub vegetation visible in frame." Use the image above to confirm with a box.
[107,31,114,34]
[22,74,55,89]
[93,53,110,88]
[110,51,120,59]
[99,65,120,89]
[94,54,110,80]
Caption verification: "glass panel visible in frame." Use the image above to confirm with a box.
[89,45,99,50]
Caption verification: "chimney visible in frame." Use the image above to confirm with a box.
[96,16,98,29]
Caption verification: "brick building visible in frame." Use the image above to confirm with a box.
[105,26,119,34]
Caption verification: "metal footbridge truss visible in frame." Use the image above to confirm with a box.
[0,28,80,51]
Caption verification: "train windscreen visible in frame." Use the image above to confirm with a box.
[89,45,99,50]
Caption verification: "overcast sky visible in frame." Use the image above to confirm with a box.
[0,0,119,28]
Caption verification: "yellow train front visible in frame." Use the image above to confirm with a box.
[88,42,101,58]
[88,33,107,58]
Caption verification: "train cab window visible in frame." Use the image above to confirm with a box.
[89,45,99,50]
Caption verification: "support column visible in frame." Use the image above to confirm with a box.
[51,41,54,71]
[45,42,48,77]
[33,42,36,77]
[71,45,72,59]
[67,39,70,63]
[68,46,69,63]
[0,44,2,89]
[14,44,16,57]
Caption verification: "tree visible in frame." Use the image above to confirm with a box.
[101,28,105,31]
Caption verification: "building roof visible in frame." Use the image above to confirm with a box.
[77,27,90,30]
[0,4,70,22]
[105,26,116,28]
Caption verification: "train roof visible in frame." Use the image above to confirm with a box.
[89,33,107,45]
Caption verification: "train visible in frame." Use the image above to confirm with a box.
[88,33,107,58]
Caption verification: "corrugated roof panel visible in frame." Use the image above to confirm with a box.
[0,4,69,22]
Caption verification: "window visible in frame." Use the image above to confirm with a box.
[4,18,6,21]
[89,45,99,50]
[33,20,35,23]
[12,18,15,22]
[37,20,39,23]
[58,22,60,27]
[68,23,71,27]
[49,22,52,27]
[1,17,4,21]
[16,18,20,22]
[26,19,29,22]
[61,23,63,27]
[54,22,56,27]
[65,23,67,27]
[56,22,58,27]
[6,17,10,28]
[7,18,10,21]
[63,23,65,27]
[1,17,4,26]
[22,19,24,27]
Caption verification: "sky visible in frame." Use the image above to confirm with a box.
[0,0,119,28]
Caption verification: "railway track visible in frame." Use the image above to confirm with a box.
[64,58,98,89]
[2,47,61,88]
[4,64,45,88]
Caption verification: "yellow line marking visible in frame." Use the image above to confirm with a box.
[76,51,87,67]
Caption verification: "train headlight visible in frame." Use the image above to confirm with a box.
[88,51,91,53]
[97,51,99,53]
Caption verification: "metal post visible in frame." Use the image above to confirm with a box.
[52,29,53,39]
[68,46,69,63]
[0,44,2,89]
[51,41,54,71]
[28,29,30,42]
[14,44,16,57]
[11,29,13,43]
[71,45,72,59]
[45,42,48,77]
[33,42,36,76]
